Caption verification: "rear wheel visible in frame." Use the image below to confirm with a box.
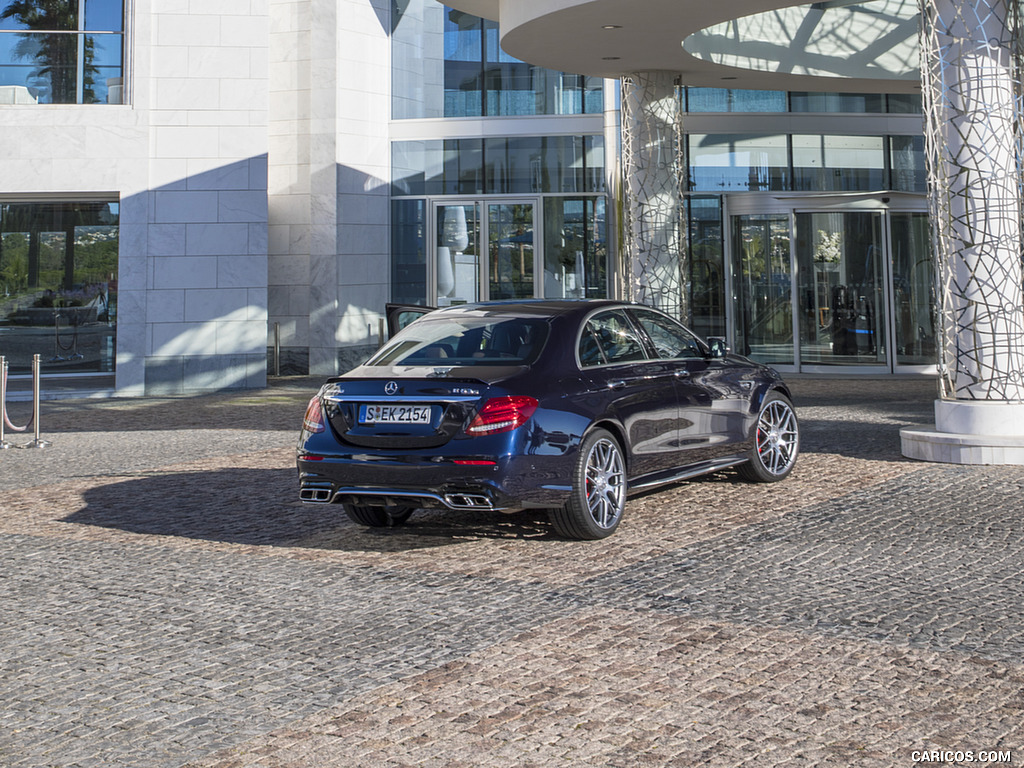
[550,428,626,540]
[343,505,415,527]
[738,391,799,482]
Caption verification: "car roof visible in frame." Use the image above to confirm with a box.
[423,299,632,320]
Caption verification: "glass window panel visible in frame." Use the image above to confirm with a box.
[584,135,605,193]
[0,200,118,375]
[631,308,704,359]
[687,196,725,339]
[689,134,789,192]
[543,197,607,300]
[485,136,541,194]
[436,203,480,306]
[0,31,77,103]
[442,138,483,195]
[796,211,887,366]
[391,199,427,306]
[391,0,445,119]
[890,135,926,193]
[891,212,936,366]
[731,214,793,365]
[393,1,601,118]
[886,93,922,114]
[443,10,483,117]
[488,203,534,300]
[586,310,647,363]
[686,88,787,112]
[0,1,77,31]
[790,92,885,113]
[391,140,437,196]
[85,0,122,32]
[792,135,885,192]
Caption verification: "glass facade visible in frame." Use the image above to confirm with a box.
[0,200,118,374]
[684,88,922,115]
[392,1,602,119]
[0,0,124,104]
[689,134,926,194]
[392,136,605,197]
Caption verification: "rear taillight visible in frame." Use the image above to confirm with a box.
[466,396,538,435]
[302,396,325,433]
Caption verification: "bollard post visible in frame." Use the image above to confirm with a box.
[273,321,281,377]
[24,354,49,449]
[0,356,11,450]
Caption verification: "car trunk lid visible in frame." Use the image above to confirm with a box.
[320,374,503,449]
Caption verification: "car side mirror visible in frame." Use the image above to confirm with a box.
[707,337,729,359]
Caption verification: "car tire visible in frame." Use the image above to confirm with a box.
[737,391,799,483]
[343,504,414,527]
[549,428,627,540]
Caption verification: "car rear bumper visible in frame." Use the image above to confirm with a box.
[296,451,574,511]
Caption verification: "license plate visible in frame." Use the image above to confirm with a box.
[359,404,432,425]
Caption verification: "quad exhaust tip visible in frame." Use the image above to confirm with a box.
[299,487,333,503]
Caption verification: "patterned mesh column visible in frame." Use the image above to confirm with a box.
[920,0,1024,402]
[620,72,688,320]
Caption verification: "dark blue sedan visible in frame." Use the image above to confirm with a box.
[297,300,798,539]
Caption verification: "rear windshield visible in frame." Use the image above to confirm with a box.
[368,316,549,367]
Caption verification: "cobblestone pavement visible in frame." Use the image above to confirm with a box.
[1,376,1022,767]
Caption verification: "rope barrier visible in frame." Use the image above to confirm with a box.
[0,355,48,449]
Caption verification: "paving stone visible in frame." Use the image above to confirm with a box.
[1,377,1021,767]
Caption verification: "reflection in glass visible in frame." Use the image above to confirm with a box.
[0,200,118,375]
[0,0,123,104]
[688,196,725,339]
[392,0,602,119]
[891,213,935,366]
[436,203,480,306]
[489,203,533,300]
[689,134,789,192]
[391,199,427,306]
[789,92,885,113]
[543,197,606,299]
[686,88,787,113]
[392,136,604,196]
[792,135,885,192]
[731,214,793,365]
[796,212,886,366]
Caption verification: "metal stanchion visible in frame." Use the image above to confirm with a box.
[24,354,49,450]
[273,321,281,377]
[0,357,11,450]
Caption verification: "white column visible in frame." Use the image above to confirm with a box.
[620,72,687,320]
[901,0,1024,463]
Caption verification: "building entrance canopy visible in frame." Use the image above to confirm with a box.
[443,0,921,92]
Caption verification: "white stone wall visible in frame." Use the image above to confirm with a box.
[268,0,390,376]
[143,0,270,393]
[0,0,270,395]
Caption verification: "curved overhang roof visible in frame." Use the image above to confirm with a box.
[441,0,920,93]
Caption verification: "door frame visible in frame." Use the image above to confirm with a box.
[429,197,543,306]
[725,192,934,375]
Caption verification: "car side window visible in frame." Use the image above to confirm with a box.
[632,309,705,359]
[583,310,648,365]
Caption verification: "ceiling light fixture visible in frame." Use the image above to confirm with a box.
[602,24,622,29]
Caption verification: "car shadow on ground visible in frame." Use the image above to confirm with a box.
[63,468,558,551]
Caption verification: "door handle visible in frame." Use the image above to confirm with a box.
[674,370,691,379]
[608,380,626,390]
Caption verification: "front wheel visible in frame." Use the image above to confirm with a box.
[738,391,799,483]
[343,505,415,528]
[549,428,627,540]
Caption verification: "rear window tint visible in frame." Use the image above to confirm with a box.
[368,316,549,367]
